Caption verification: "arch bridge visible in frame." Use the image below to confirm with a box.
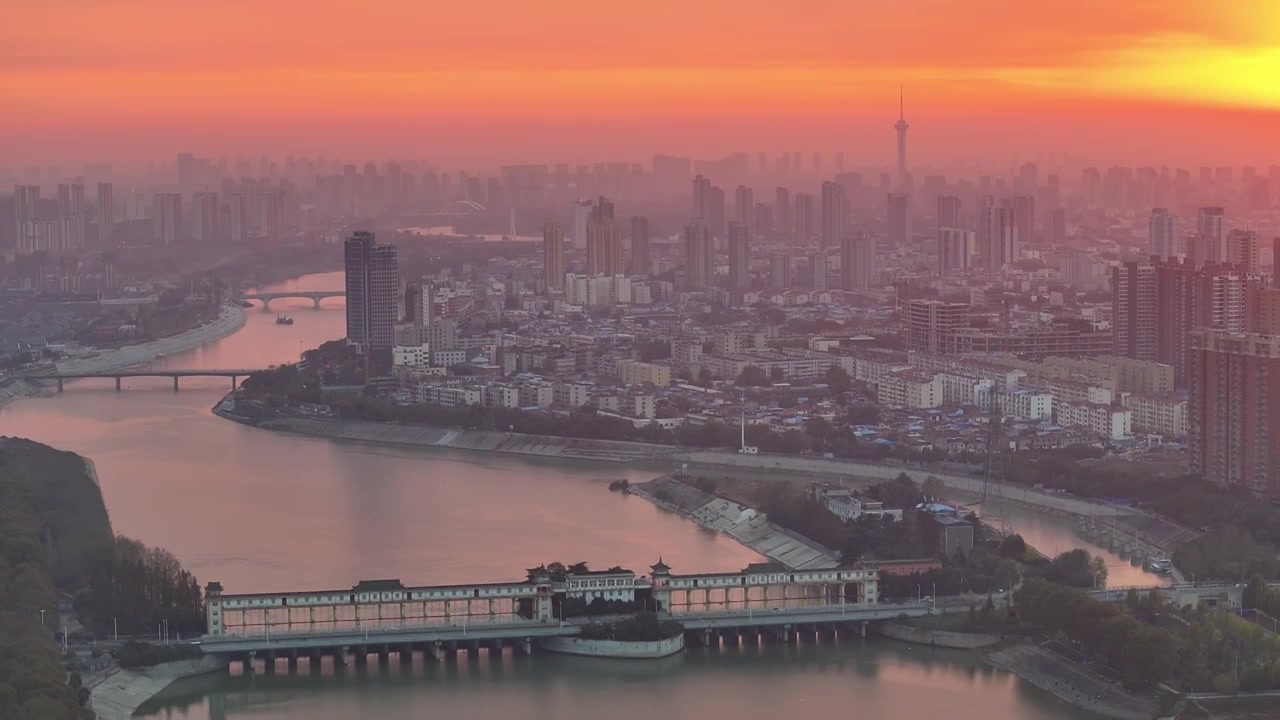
[235,290,345,311]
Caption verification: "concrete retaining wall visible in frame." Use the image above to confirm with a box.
[536,635,685,659]
[872,621,1003,649]
[90,655,227,720]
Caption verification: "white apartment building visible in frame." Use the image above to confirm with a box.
[876,370,943,409]
[1002,389,1054,420]
[483,385,521,409]
[392,343,431,368]
[1056,401,1131,441]
[415,384,483,408]
[554,382,592,408]
[1121,392,1188,439]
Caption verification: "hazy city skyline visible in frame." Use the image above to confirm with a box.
[4,1,1279,167]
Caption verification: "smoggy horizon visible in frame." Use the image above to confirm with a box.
[5,0,1279,169]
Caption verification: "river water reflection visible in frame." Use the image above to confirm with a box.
[0,272,1140,718]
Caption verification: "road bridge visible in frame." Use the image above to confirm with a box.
[234,290,344,311]
[24,369,264,392]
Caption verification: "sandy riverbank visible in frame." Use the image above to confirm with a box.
[0,304,246,409]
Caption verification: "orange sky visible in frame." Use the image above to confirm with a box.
[5,0,1279,168]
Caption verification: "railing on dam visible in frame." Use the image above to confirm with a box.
[197,600,932,656]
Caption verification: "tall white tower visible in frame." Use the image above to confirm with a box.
[894,85,909,185]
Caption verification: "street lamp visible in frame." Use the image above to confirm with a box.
[39,609,47,627]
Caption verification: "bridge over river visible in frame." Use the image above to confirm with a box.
[24,368,265,392]
[234,290,344,311]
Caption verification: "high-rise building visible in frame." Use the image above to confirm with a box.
[57,183,84,217]
[259,191,284,240]
[904,299,968,354]
[794,193,814,245]
[769,252,791,289]
[808,252,828,290]
[55,183,86,251]
[152,193,181,245]
[727,222,750,291]
[977,196,1015,269]
[344,231,399,352]
[887,192,910,247]
[586,215,622,276]
[1112,261,1158,362]
[820,181,843,248]
[1115,259,1262,386]
[840,233,875,290]
[937,195,961,229]
[176,153,196,188]
[692,175,711,220]
[1048,207,1067,246]
[1196,206,1226,265]
[894,86,909,185]
[706,186,726,237]
[12,185,40,253]
[570,198,593,251]
[938,228,974,273]
[542,222,565,292]
[629,216,650,276]
[774,187,791,238]
[1189,308,1280,500]
[734,185,754,229]
[753,203,773,237]
[1012,195,1036,247]
[1149,208,1177,259]
[96,182,115,244]
[192,192,218,243]
[683,219,713,289]
[1226,229,1261,273]
[228,193,247,243]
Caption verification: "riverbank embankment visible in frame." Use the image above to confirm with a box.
[872,622,1003,649]
[627,475,840,570]
[984,644,1157,720]
[90,656,228,720]
[210,405,1196,560]
[0,303,247,409]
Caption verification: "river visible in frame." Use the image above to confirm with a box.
[0,271,1137,719]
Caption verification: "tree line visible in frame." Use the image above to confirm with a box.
[1015,578,1280,693]
[0,465,91,719]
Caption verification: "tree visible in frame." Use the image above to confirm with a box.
[769,366,786,382]
[999,533,1027,559]
[735,365,769,387]
[823,365,852,395]
[921,476,944,502]
[1092,555,1109,589]
[1243,574,1269,610]
[846,403,881,426]
[697,368,715,388]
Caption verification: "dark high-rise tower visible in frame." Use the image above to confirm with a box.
[894,85,909,185]
[683,219,713,289]
[728,222,750,291]
[629,216,651,276]
[794,192,814,246]
[542,222,565,292]
[887,192,910,247]
[820,181,843,248]
[344,231,398,352]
